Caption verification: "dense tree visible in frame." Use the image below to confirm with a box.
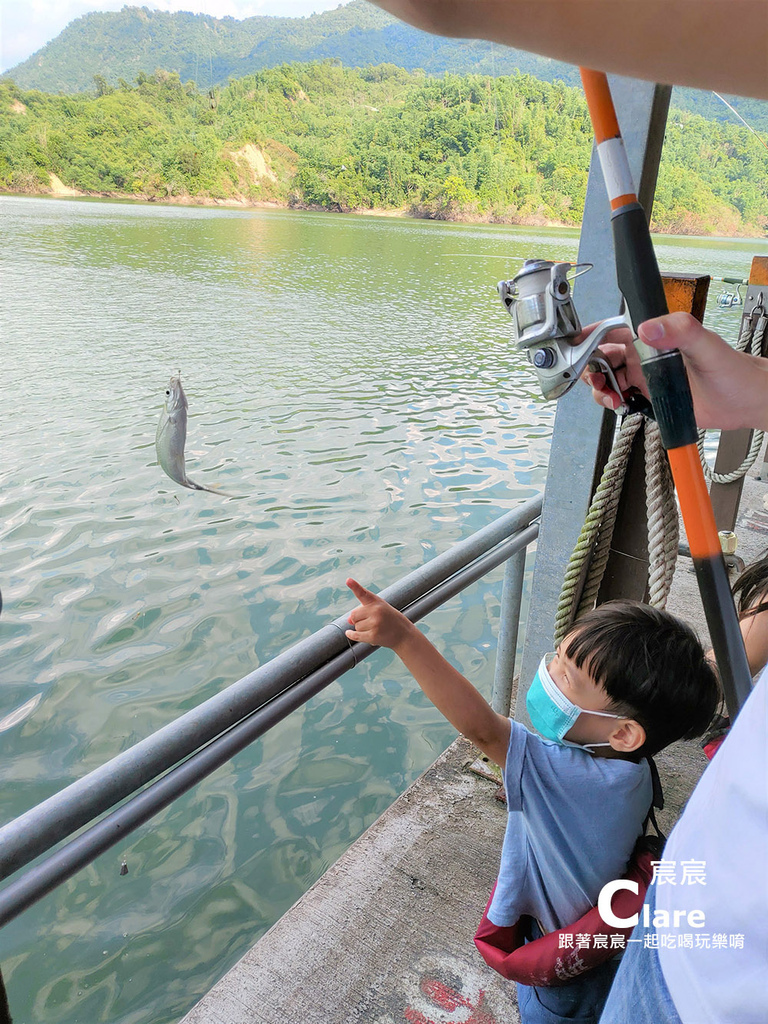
[0,62,765,236]
[3,2,767,134]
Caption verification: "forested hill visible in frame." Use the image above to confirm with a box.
[2,63,766,237]
[4,1,768,133]
[3,2,572,94]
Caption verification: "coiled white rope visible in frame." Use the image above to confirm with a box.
[554,413,678,644]
[698,307,767,485]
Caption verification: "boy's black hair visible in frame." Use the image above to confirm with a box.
[564,600,720,758]
[732,549,768,620]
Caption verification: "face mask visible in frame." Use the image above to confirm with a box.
[526,654,623,751]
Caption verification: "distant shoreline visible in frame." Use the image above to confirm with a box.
[1,185,765,240]
[0,181,578,230]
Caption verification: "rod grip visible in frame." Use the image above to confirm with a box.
[641,353,698,448]
[612,204,698,448]
[612,203,668,326]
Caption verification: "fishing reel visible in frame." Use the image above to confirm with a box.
[498,259,635,409]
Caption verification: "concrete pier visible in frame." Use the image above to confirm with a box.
[181,472,767,1024]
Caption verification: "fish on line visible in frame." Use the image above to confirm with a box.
[156,374,231,495]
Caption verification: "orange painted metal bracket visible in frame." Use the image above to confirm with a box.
[662,274,711,324]
[749,255,768,287]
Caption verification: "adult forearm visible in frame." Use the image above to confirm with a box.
[370,1,768,100]
[743,356,768,432]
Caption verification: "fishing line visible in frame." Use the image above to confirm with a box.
[579,69,752,719]
[711,91,768,154]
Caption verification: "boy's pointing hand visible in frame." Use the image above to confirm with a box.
[345,578,413,650]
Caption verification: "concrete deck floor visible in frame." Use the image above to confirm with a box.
[180,469,768,1024]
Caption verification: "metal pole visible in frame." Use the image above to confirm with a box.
[492,546,527,716]
[0,524,538,928]
[0,496,542,881]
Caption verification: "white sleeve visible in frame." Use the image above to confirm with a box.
[656,668,768,1023]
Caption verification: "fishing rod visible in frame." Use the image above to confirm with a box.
[578,68,752,719]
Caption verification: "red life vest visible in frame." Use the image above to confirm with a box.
[474,837,655,987]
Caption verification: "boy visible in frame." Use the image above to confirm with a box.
[345,579,720,1024]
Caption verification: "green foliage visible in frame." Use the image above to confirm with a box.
[1,2,574,95]
[0,63,765,235]
[653,112,768,233]
[3,1,767,138]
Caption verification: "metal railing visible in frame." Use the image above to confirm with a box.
[0,495,542,928]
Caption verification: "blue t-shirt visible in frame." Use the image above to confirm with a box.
[488,720,652,934]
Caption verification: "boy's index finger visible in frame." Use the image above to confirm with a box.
[345,578,378,604]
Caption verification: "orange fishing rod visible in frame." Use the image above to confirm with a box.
[579,69,751,718]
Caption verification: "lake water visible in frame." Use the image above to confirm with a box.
[0,196,760,1024]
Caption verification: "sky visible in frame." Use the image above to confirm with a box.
[0,0,347,73]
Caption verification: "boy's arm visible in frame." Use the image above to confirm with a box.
[346,578,511,768]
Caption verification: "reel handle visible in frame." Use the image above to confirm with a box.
[587,355,656,419]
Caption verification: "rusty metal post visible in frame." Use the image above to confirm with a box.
[709,256,768,532]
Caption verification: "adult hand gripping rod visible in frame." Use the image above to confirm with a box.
[579,68,751,718]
